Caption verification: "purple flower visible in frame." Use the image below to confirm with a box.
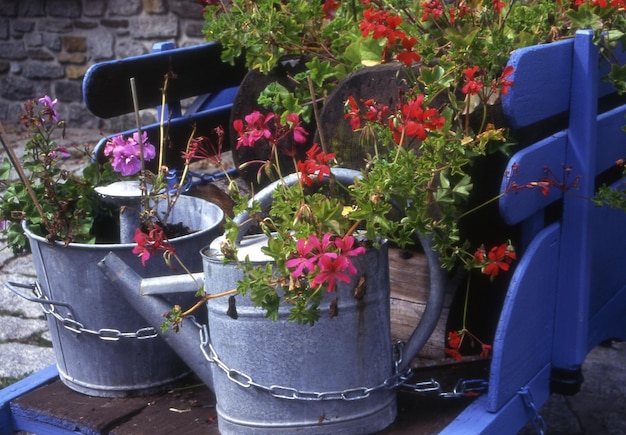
[49,146,71,160]
[104,133,157,176]
[38,95,58,122]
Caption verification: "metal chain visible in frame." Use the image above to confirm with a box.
[30,281,158,341]
[519,386,547,435]
[190,317,489,401]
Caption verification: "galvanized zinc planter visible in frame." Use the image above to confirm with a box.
[8,195,224,397]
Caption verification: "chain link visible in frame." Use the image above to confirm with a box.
[190,317,489,401]
[29,281,158,341]
[519,386,547,435]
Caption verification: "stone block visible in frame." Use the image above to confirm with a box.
[46,0,81,18]
[130,14,179,39]
[24,32,43,47]
[169,0,205,19]
[115,39,149,58]
[74,21,98,30]
[0,60,9,74]
[144,0,168,14]
[0,1,18,17]
[58,52,86,64]
[109,0,142,16]
[18,0,45,17]
[87,30,114,61]
[0,41,27,60]
[44,34,62,52]
[0,75,35,100]
[0,19,8,40]
[65,64,88,80]
[39,19,72,33]
[23,61,64,79]
[27,48,54,61]
[11,20,35,35]
[55,80,82,101]
[84,0,106,18]
[62,35,86,53]
[184,22,204,38]
[100,19,129,29]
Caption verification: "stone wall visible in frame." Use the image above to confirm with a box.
[0,0,209,131]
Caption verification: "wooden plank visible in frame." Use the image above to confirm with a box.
[487,223,559,412]
[388,247,453,362]
[503,37,625,129]
[595,103,626,175]
[552,30,599,371]
[7,364,490,435]
[10,377,218,435]
[498,132,567,225]
[503,38,574,128]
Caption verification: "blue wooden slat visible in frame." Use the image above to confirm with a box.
[487,223,560,412]
[588,286,626,350]
[588,179,626,324]
[552,30,599,371]
[82,42,246,119]
[0,364,58,435]
[595,103,626,174]
[441,364,551,435]
[498,132,567,225]
[502,38,574,128]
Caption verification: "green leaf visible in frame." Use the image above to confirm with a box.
[344,38,384,67]
[0,158,12,181]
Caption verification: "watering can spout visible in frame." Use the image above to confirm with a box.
[98,252,215,391]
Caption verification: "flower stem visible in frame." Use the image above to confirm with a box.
[0,121,48,226]
[458,192,505,219]
[462,275,471,329]
[181,288,238,317]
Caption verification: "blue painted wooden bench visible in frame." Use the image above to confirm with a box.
[441,29,626,433]
[82,41,247,172]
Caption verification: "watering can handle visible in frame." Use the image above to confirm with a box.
[231,167,447,372]
[5,281,74,310]
[233,168,361,243]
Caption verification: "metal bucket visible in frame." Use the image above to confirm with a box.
[201,235,397,434]
[22,195,223,397]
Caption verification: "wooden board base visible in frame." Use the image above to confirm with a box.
[8,360,489,434]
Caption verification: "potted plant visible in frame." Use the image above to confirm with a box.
[199,0,625,355]
[0,94,225,397]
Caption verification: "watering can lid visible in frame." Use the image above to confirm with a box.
[208,233,274,263]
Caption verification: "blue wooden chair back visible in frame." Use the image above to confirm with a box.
[442,29,626,434]
[489,29,626,415]
[82,42,247,169]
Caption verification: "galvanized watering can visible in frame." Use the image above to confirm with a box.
[99,168,448,433]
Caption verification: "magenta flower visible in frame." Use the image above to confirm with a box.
[285,113,308,144]
[38,95,58,121]
[312,253,352,293]
[129,132,156,161]
[285,236,318,277]
[104,133,156,176]
[233,110,273,149]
